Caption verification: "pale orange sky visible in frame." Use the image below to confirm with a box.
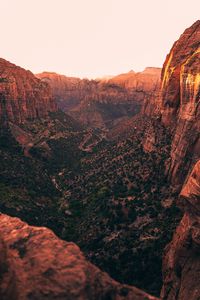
[0,0,199,78]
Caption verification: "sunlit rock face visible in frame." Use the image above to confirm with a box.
[160,20,200,126]
[161,160,200,300]
[158,20,200,186]
[0,214,158,300]
[0,58,57,126]
[142,21,200,185]
[180,158,200,199]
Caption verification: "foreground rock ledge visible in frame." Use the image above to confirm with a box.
[0,214,158,300]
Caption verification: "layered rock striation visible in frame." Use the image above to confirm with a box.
[35,72,85,110]
[142,21,200,187]
[109,67,161,92]
[160,20,200,185]
[37,68,161,107]
[0,58,57,125]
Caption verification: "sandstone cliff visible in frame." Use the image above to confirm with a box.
[160,20,200,185]
[0,59,57,125]
[161,160,200,300]
[37,69,161,129]
[142,21,200,187]
[0,213,158,300]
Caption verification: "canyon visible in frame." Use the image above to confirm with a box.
[0,20,199,300]
[36,67,160,129]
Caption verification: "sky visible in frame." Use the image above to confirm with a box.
[0,0,199,78]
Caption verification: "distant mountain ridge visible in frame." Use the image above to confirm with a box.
[36,68,161,129]
[108,67,161,90]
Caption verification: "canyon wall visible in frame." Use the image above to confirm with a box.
[160,20,200,185]
[143,21,200,187]
[157,22,200,298]
[0,58,57,125]
[37,68,161,108]
[161,160,200,300]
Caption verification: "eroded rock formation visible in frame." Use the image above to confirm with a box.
[142,21,200,187]
[161,160,200,300]
[0,58,57,125]
[0,213,158,300]
[160,20,200,185]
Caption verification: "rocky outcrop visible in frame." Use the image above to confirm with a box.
[0,59,57,125]
[161,160,200,300]
[159,20,200,185]
[0,213,158,300]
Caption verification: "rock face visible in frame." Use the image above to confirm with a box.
[161,160,200,300]
[159,20,200,185]
[35,72,85,111]
[108,67,161,91]
[0,58,57,125]
[142,21,200,186]
[0,214,158,300]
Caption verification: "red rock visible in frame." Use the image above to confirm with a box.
[36,69,161,129]
[161,160,200,300]
[142,21,200,187]
[0,214,158,300]
[37,68,161,103]
[0,58,57,125]
[159,20,200,185]
[108,67,161,91]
